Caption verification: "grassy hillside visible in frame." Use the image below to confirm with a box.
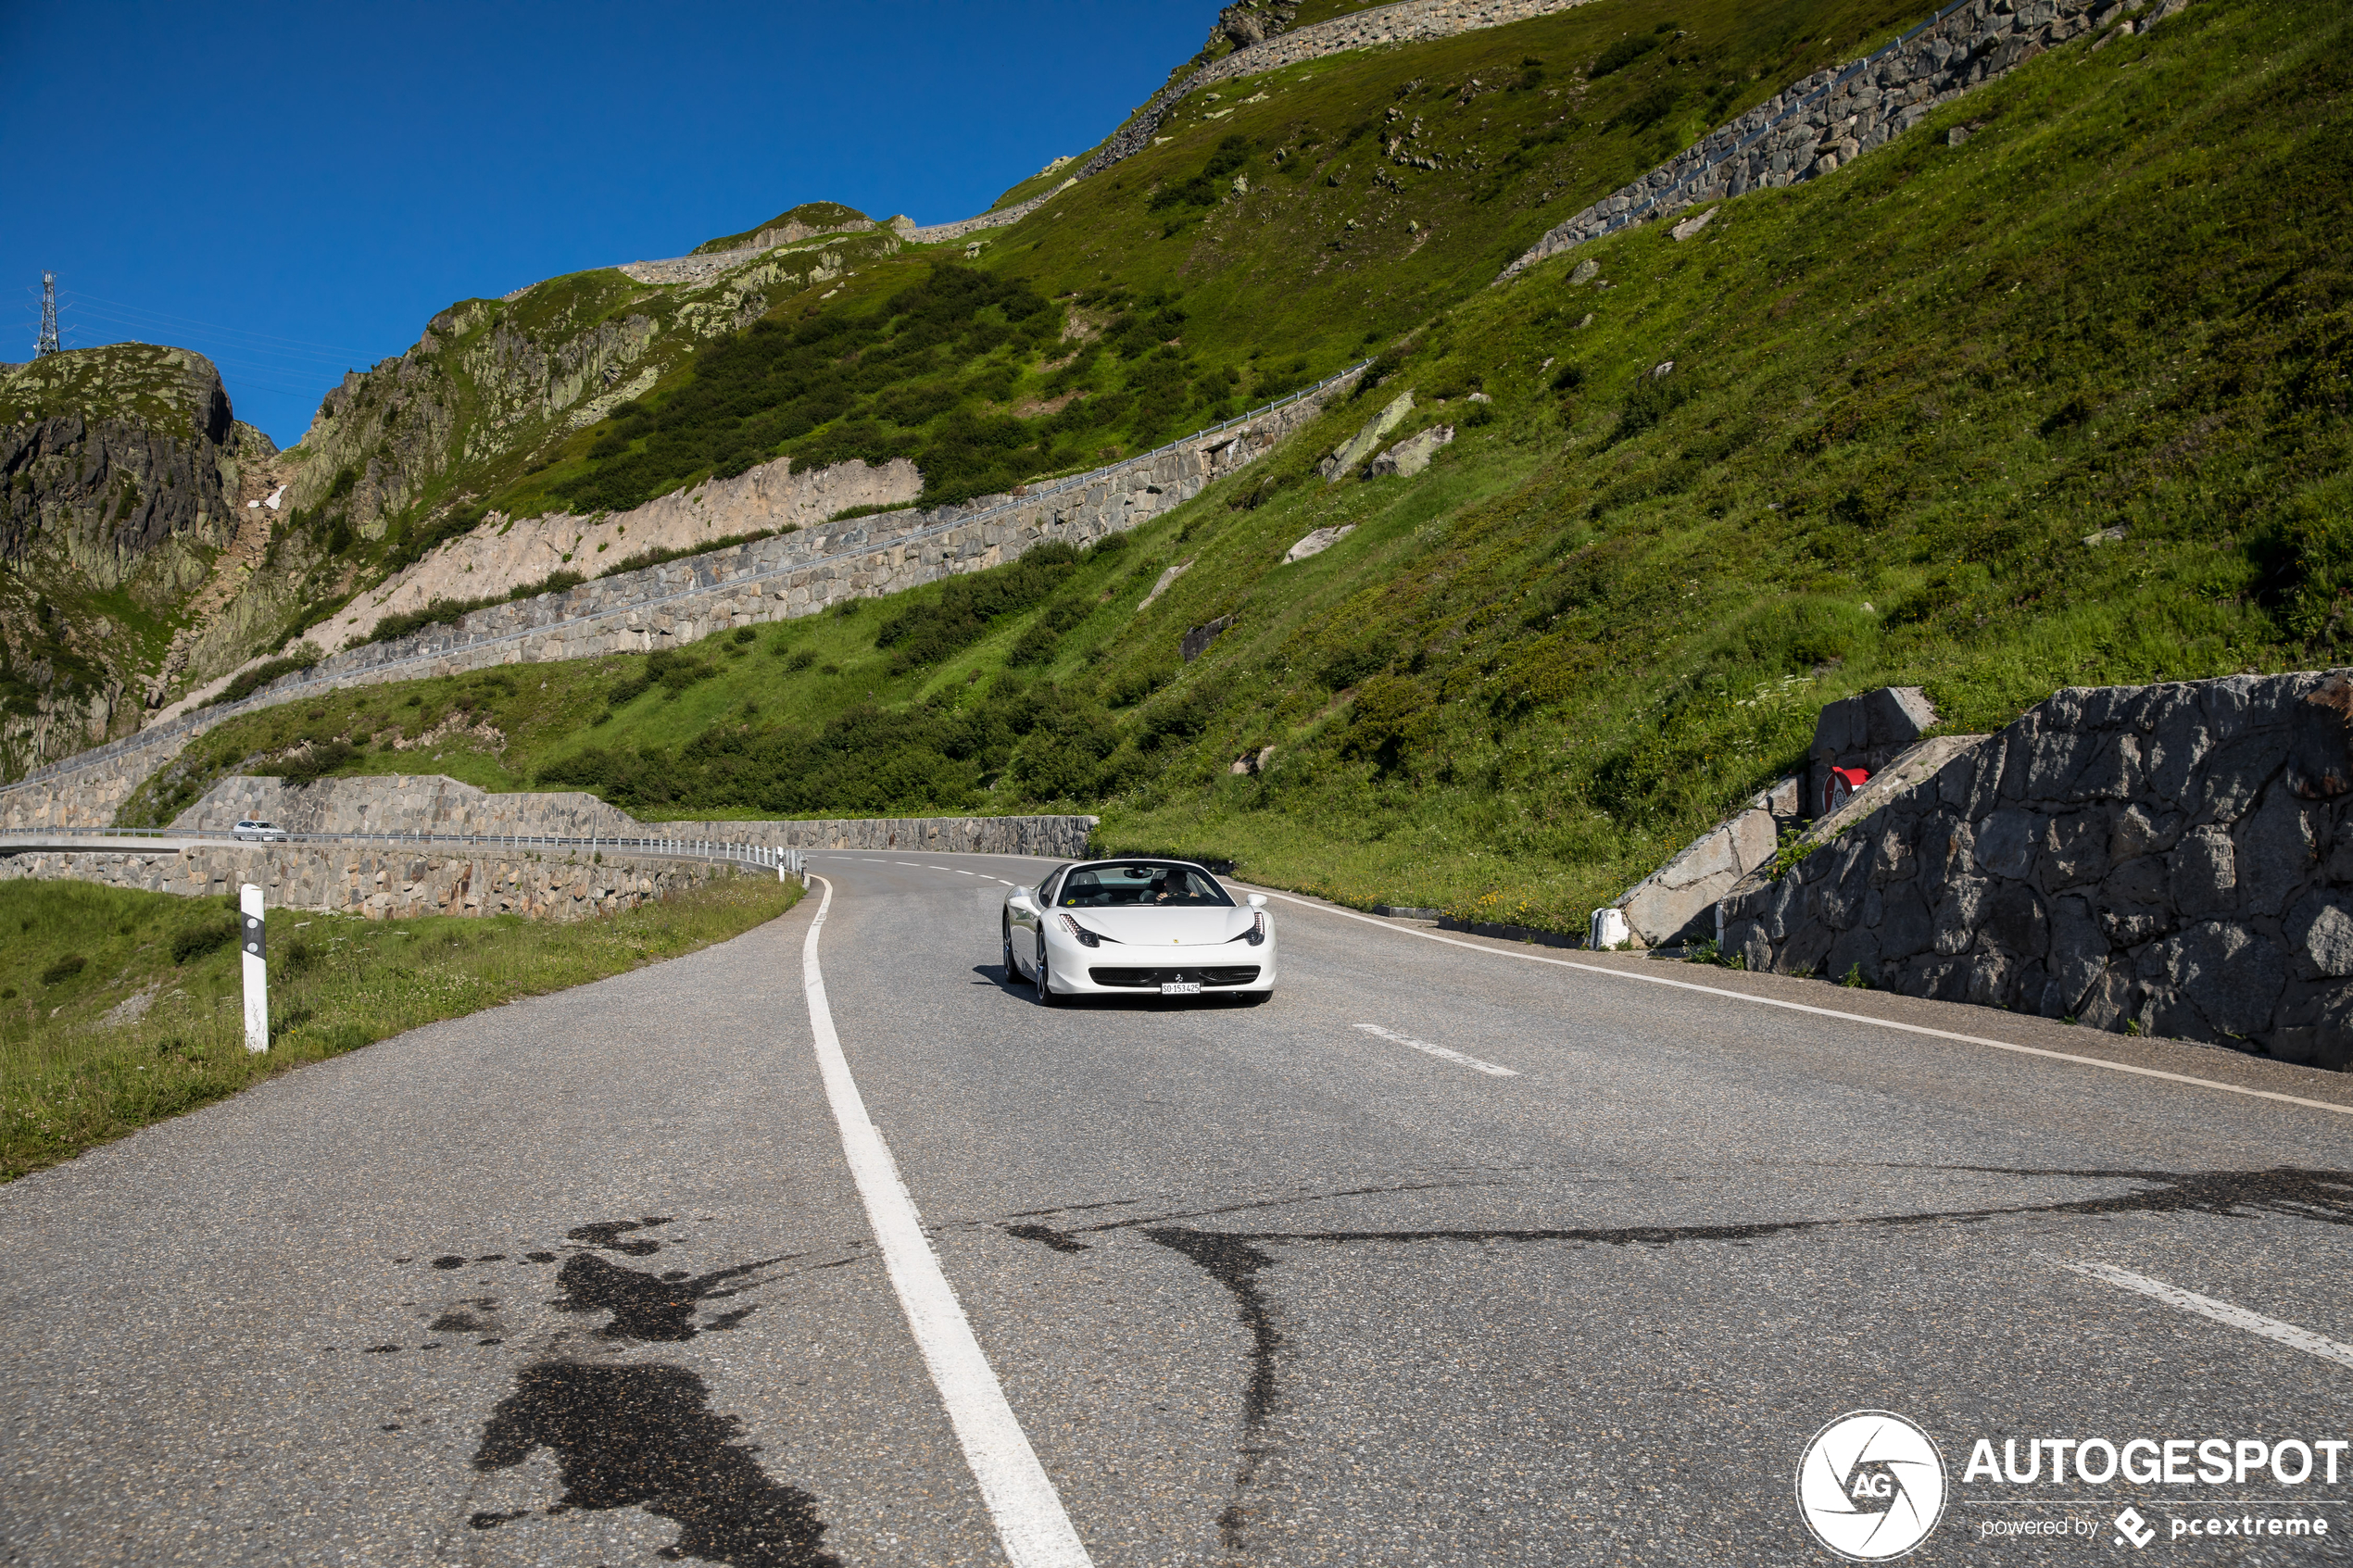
[332,0,1933,550]
[120,0,2352,934]
[0,875,799,1179]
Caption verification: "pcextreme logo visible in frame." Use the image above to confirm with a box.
[1796,1411,1951,1561]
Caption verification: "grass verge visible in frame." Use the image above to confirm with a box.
[0,873,801,1182]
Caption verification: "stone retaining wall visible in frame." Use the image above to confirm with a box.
[0,372,1353,830]
[609,220,882,289]
[0,846,736,922]
[892,183,1076,246]
[1503,0,2184,279]
[277,455,924,672]
[168,772,1100,859]
[654,814,1098,858]
[173,774,640,839]
[1716,671,2353,1071]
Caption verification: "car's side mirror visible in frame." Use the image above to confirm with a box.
[1246,894,1267,909]
[1008,888,1034,910]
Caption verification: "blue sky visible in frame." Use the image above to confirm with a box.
[0,2,1206,445]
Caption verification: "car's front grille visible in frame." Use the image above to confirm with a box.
[1088,966,1261,988]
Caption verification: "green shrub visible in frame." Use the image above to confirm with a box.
[39,954,87,986]
[207,646,321,708]
[1148,134,1254,212]
[171,920,238,964]
[370,598,479,646]
[647,648,713,694]
[281,739,354,787]
[874,541,1081,671]
[383,505,487,576]
[1589,25,1667,79]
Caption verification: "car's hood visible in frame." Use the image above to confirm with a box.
[1062,907,1258,947]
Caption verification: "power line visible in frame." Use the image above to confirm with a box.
[59,302,359,370]
[54,289,375,358]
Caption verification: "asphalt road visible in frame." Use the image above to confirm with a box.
[6,851,2353,1567]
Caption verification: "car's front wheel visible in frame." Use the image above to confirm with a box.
[1035,938,1061,1007]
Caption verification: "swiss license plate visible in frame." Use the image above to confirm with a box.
[1161,982,1202,996]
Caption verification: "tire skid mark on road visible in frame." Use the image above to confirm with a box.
[999,1167,2353,1549]
[1138,1227,1284,1551]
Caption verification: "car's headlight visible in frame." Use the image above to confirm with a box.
[1057,913,1102,948]
[1245,911,1266,946]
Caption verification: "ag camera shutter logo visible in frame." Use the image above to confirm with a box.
[1795,1411,1949,1561]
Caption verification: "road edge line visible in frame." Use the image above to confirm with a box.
[799,874,1094,1567]
[1249,888,2353,1119]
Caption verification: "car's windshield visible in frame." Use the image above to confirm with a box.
[1056,862,1232,909]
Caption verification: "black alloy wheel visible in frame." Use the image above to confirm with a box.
[1003,919,1024,985]
[1036,937,1061,1006]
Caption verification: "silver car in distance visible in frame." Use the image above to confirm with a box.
[1003,858,1276,1005]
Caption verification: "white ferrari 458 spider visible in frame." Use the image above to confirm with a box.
[1003,858,1276,1004]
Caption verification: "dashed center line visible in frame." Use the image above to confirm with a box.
[1354,1022,1519,1077]
[2051,1258,2353,1373]
[1250,888,2353,1119]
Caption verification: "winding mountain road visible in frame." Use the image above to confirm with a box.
[6,853,2352,1565]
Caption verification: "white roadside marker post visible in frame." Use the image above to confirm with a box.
[239,883,268,1054]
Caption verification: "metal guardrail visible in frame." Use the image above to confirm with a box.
[4,358,1375,797]
[0,828,807,880]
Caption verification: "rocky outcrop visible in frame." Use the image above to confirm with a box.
[1319,391,1415,480]
[1503,0,2182,279]
[0,844,737,922]
[0,345,283,779]
[1368,423,1453,478]
[1716,671,2353,1069]
[297,232,902,546]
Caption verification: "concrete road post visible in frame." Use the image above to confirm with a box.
[239,883,268,1054]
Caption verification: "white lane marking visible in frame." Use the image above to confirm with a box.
[895,860,921,867]
[1247,889,2353,1119]
[798,876,1094,1566]
[2052,1258,2353,1373]
[1353,1022,1519,1077]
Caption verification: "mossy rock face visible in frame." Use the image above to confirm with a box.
[0,345,231,446]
